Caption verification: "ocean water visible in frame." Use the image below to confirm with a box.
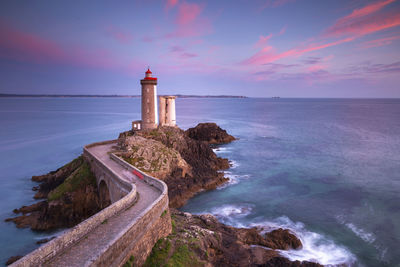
[0,98,399,266]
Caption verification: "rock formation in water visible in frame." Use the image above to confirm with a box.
[5,156,102,231]
[118,123,232,208]
[186,122,236,144]
[6,123,320,266]
[143,209,321,267]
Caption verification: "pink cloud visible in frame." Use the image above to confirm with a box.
[361,34,400,48]
[0,20,66,64]
[254,34,272,48]
[176,2,202,25]
[326,11,400,37]
[242,37,354,66]
[166,0,179,10]
[0,20,121,69]
[243,0,400,67]
[164,1,212,38]
[334,0,396,26]
[278,26,287,35]
[308,64,325,72]
[325,0,399,38]
[105,25,134,44]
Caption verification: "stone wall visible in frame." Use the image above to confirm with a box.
[11,140,171,267]
[83,144,131,203]
[11,144,137,267]
[109,154,172,266]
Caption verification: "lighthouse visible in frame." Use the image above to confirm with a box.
[140,68,158,130]
[132,68,177,131]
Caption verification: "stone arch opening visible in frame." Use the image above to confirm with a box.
[99,180,111,209]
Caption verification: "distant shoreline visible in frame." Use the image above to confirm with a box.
[0,94,247,98]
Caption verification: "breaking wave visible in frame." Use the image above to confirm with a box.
[229,160,239,169]
[345,223,376,244]
[202,205,357,266]
[217,171,250,189]
[212,147,231,154]
[336,215,376,244]
[251,216,357,266]
[206,203,254,227]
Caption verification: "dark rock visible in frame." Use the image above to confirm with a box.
[260,256,323,267]
[6,255,22,265]
[149,209,319,267]
[32,156,84,198]
[13,201,46,215]
[185,122,236,144]
[127,125,232,208]
[36,237,55,244]
[264,228,303,250]
[6,159,102,231]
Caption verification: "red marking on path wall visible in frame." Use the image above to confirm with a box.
[132,169,144,180]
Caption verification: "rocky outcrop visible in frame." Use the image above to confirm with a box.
[31,156,84,199]
[264,228,302,250]
[6,256,22,266]
[119,135,192,179]
[143,209,322,267]
[186,122,236,144]
[7,122,317,266]
[119,125,232,208]
[5,158,102,231]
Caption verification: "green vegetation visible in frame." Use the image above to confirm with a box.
[161,209,168,218]
[47,161,96,201]
[171,219,176,235]
[166,244,197,267]
[123,156,147,172]
[101,219,108,225]
[149,129,161,137]
[123,255,135,267]
[143,239,171,267]
[54,155,83,171]
[144,238,201,267]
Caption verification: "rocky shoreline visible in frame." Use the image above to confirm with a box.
[143,209,321,267]
[5,123,322,266]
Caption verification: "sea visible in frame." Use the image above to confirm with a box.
[0,97,399,266]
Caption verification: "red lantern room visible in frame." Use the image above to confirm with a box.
[144,68,157,80]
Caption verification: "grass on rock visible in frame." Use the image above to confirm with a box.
[47,161,96,201]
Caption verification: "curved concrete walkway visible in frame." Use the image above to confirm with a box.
[46,143,160,266]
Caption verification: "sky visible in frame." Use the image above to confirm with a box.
[0,0,400,97]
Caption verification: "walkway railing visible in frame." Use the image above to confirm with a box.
[11,140,168,267]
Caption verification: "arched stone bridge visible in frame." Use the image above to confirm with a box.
[11,140,171,267]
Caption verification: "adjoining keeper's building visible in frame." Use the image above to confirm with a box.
[132,68,177,131]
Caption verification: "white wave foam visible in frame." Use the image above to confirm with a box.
[345,223,376,244]
[251,216,357,266]
[336,215,376,244]
[229,160,239,169]
[207,204,254,227]
[218,173,250,189]
[212,147,231,154]
[194,208,356,265]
